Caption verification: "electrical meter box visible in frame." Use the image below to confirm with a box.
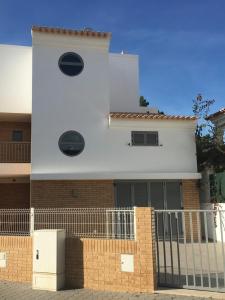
[32,229,66,291]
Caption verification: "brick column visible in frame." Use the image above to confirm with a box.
[182,180,201,241]
[135,207,157,292]
[182,180,200,210]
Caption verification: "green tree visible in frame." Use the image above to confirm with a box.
[139,96,149,107]
[193,94,225,172]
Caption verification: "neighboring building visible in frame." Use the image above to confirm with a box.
[0,26,201,210]
[206,108,225,142]
[207,108,225,127]
[200,108,225,204]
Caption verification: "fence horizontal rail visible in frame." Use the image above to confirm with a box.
[0,208,135,240]
[33,208,134,239]
[0,209,30,236]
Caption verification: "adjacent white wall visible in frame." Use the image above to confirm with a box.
[109,53,140,112]
[0,44,139,114]
[0,45,32,113]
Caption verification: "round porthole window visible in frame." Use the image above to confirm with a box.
[58,52,84,76]
[58,131,85,156]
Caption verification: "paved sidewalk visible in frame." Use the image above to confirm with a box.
[0,281,222,299]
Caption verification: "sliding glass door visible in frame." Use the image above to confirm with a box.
[115,181,182,209]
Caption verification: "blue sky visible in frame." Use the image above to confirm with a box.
[0,0,224,115]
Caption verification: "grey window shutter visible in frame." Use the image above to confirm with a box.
[146,132,158,146]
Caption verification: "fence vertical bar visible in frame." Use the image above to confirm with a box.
[123,211,127,239]
[211,210,219,290]
[218,210,225,288]
[30,207,34,236]
[117,211,121,239]
[112,211,115,239]
[168,212,174,283]
[189,212,196,287]
[204,211,211,288]
[155,212,160,284]
[129,210,133,239]
[133,207,137,241]
[175,211,181,287]
[197,211,204,288]
[162,211,167,284]
[106,211,109,239]
[182,211,189,287]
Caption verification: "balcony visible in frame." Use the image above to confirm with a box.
[0,142,31,163]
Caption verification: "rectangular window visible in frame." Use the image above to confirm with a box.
[12,130,23,142]
[131,131,158,146]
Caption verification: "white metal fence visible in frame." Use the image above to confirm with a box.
[0,208,135,240]
[0,209,30,236]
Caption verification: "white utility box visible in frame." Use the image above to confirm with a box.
[0,252,6,268]
[121,254,134,272]
[32,229,66,291]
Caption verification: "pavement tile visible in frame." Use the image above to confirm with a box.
[0,281,221,300]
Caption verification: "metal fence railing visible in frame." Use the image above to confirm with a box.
[155,209,225,292]
[0,209,30,236]
[0,142,31,163]
[33,208,134,239]
[0,208,135,240]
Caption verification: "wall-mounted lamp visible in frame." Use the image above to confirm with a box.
[71,190,79,198]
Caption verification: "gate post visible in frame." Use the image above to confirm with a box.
[135,207,157,292]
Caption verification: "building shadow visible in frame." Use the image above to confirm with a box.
[65,237,84,289]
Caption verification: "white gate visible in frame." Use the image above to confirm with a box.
[155,209,225,292]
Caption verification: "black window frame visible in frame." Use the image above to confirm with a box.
[12,130,23,142]
[58,130,85,157]
[58,52,84,77]
[131,131,159,146]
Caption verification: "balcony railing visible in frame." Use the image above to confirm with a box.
[0,142,31,163]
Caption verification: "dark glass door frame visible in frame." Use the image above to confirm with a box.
[114,180,183,209]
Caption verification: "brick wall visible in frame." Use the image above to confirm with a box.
[0,208,156,293]
[0,183,30,208]
[66,207,156,293]
[0,122,31,142]
[0,236,32,283]
[31,180,115,208]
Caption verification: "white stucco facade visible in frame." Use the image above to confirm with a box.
[0,44,32,114]
[30,30,200,180]
[0,29,200,181]
[109,53,139,112]
[0,41,140,115]
[31,114,199,179]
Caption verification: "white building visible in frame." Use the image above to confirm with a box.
[0,26,201,209]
